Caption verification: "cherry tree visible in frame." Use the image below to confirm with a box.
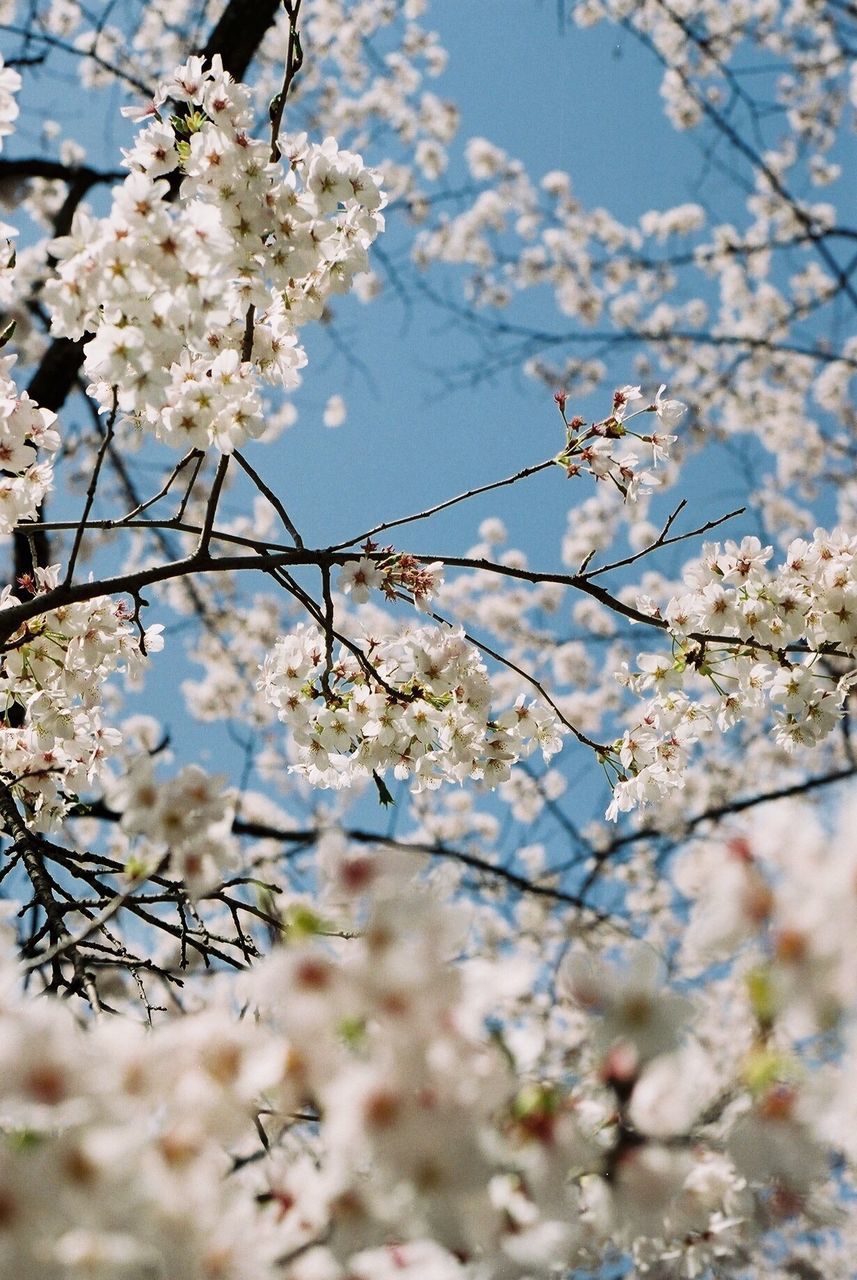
[0,1,855,1277]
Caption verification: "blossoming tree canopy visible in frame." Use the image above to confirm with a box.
[0,0,856,1276]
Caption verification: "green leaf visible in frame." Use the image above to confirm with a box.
[742,1044,793,1094]
[512,1081,560,1120]
[125,855,150,882]
[8,1129,43,1153]
[0,319,16,350]
[746,966,778,1029]
[338,1014,367,1049]
[282,903,327,940]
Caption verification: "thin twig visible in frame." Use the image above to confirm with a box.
[195,455,231,558]
[114,451,199,523]
[64,389,118,585]
[269,0,303,162]
[22,857,169,971]
[581,504,745,580]
[233,450,304,547]
[175,451,206,522]
[0,780,101,1006]
[329,457,557,552]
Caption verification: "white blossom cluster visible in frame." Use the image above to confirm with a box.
[107,759,238,899]
[3,820,857,1278]
[0,952,292,1279]
[0,352,60,532]
[259,621,564,791]
[0,195,61,532]
[0,53,19,153]
[669,796,857,1202]
[554,382,683,501]
[338,551,444,611]
[608,529,857,817]
[390,0,857,545]
[0,567,162,830]
[43,56,385,452]
[572,0,854,151]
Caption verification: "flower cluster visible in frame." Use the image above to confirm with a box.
[6,819,857,1278]
[0,949,291,1279]
[0,156,61,532]
[259,621,563,791]
[107,759,238,898]
[44,56,385,452]
[607,530,857,817]
[0,54,20,153]
[252,865,544,1274]
[0,352,60,532]
[0,567,162,829]
[676,801,857,1019]
[554,384,682,501]
[0,863,587,1278]
[668,797,857,1203]
[337,548,444,611]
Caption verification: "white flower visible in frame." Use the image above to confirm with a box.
[653,385,685,425]
[338,557,383,603]
[323,394,347,428]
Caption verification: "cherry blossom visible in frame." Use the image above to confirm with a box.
[44,56,385,453]
[0,4,855,1279]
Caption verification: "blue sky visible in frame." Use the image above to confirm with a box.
[3,2,821,831]
[279,1,720,554]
